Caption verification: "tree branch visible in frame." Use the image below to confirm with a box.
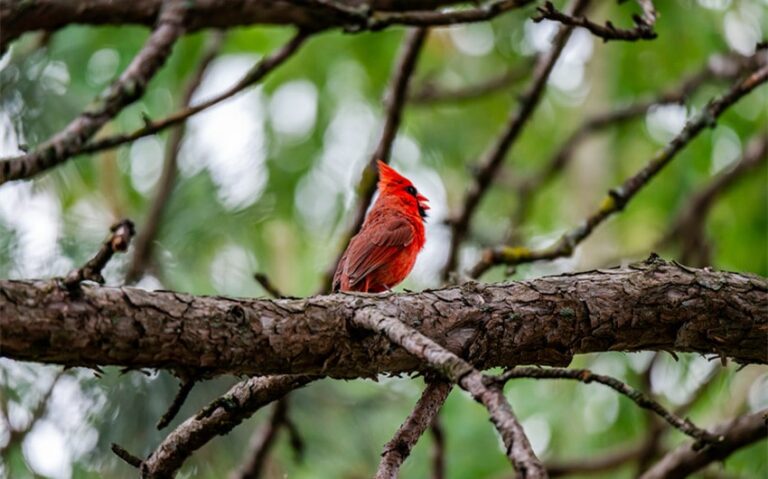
[126,30,226,284]
[639,410,768,479]
[353,311,546,477]
[62,31,307,164]
[63,219,135,288]
[229,398,290,479]
[1,259,766,377]
[661,134,768,266]
[320,27,428,293]
[375,381,452,479]
[441,0,590,280]
[0,0,187,184]
[504,50,761,246]
[0,0,537,52]
[141,375,314,478]
[410,66,530,105]
[497,367,719,445]
[534,1,657,42]
[469,59,768,277]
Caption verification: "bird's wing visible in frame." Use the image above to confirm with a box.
[344,217,415,289]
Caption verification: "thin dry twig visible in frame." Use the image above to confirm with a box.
[353,311,547,478]
[441,0,590,280]
[320,27,429,293]
[111,443,143,469]
[639,409,768,479]
[534,1,657,42]
[229,398,291,479]
[429,414,446,479]
[469,60,768,277]
[78,31,308,157]
[497,367,721,445]
[254,273,286,299]
[310,0,535,32]
[63,219,135,288]
[126,30,226,284]
[410,66,531,105]
[661,134,768,266]
[142,375,314,478]
[0,0,187,184]
[504,50,759,246]
[375,381,452,479]
[156,378,198,430]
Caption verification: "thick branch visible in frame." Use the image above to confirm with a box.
[142,375,313,478]
[375,381,452,479]
[354,312,545,477]
[639,410,768,479]
[0,0,532,53]
[0,0,187,184]
[441,0,590,280]
[1,258,764,375]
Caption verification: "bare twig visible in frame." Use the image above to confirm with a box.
[470,60,768,277]
[375,381,452,479]
[547,439,655,477]
[661,134,768,266]
[497,367,720,445]
[75,32,308,158]
[504,51,761,244]
[156,378,198,430]
[142,375,314,478]
[126,30,225,284]
[111,443,143,469]
[534,1,657,42]
[253,273,286,299]
[311,0,535,31]
[441,0,590,280]
[0,0,187,184]
[430,415,446,479]
[229,398,290,479]
[0,370,63,459]
[320,27,428,293]
[353,311,547,478]
[410,67,530,105]
[639,409,768,479]
[63,219,135,288]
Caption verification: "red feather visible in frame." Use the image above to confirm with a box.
[333,161,429,292]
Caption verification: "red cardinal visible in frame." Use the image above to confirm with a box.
[333,161,429,293]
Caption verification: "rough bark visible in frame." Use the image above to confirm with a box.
[0,258,766,378]
[0,0,462,48]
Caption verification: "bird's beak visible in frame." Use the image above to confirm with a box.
[416,193,430,211]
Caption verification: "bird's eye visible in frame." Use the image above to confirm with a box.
[405,186,417,196]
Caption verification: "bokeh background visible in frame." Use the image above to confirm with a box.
[0,0,766,478]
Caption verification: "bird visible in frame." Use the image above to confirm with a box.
[333,161,429,293]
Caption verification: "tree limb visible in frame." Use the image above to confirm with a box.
[353,312,546,477]
[375,381,452,479]
[441,0,590,280]
[126,31,226,284]
[141,375,314,478]
[534,1,657,42]
[639,410,768,479]
[1,259,766,377]
[469,58,768,277]
[0,0,187,184]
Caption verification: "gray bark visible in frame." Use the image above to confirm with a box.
[0,258,766,377]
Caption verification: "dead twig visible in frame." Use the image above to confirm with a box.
[64,219,135,289]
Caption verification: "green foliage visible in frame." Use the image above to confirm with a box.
[0,0,766,477]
